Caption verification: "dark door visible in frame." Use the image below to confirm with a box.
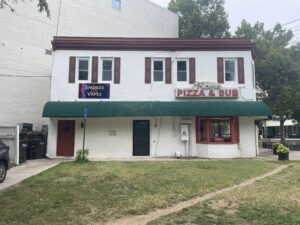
[57,120,75,157]
[133,120,150,156]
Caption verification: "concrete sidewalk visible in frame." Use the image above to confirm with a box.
[0,159,61,192]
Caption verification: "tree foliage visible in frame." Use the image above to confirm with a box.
[235,20,300,144]
[168,0,230,37]
[0,0,50,17]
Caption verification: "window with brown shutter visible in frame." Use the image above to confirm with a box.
[238,57,245,84]
[189,58,196,84]
[217,58,224,84]
[69,56,76,83]
[145,57,151,84]
[165,58,172,84]
[114,57,121,84]
[92,57,99,83]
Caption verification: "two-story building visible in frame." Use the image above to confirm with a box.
[43,37,271,159]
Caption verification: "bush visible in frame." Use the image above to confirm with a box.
[75,149,89,163]
[276,144,289,154]
[272,143,281,150]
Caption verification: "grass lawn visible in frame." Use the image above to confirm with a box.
[0,160,280,225]
[149,162,300,225]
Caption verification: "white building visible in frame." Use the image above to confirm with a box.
[0,0,178,127]
[44,37,271,159]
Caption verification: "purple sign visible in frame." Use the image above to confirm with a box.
[79,83,110,99]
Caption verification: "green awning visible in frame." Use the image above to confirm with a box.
[43,101,271,118]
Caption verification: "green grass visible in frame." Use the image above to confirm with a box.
[149,162,300,225]
[0,160,280,225]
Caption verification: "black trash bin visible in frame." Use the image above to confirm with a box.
[19,141,28,163]
[26,132,47,160]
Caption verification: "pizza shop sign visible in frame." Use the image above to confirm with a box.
[175,82,239,98]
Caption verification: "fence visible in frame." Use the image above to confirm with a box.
[0,126,19,165]
[260,138,300,151]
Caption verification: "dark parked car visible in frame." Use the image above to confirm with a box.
[0,140,10,183]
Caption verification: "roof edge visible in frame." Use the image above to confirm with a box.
[52,37,256,55]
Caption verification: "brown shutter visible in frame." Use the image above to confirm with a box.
[217,58,224,84]
[165,58,172,84]
[114,57,121,84]
[145,57,151,84]
[91,56,98,83]
[238,57,245,84]
[69,56,76,83]
[189,58,196,84]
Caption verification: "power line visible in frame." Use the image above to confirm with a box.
[0,67,51,75]
[282,18,300,27]
[292,28,300,33]
[0,73,51,78]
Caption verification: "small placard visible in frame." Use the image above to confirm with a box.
[79,83,110,99]
[108,130,117,136]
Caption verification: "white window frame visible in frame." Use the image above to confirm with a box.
[176,59,189,83]
[76,57,90,83]
[252,60,256,89]
[112,0,121,10]
[101,58,114,83]
[152,59,165,83]
[224,58,238,85]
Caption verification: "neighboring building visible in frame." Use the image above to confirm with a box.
[263,120,300,139]
[43,37,271,159]
[0,0,178,128]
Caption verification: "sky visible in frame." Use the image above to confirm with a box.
[150,0,300,42]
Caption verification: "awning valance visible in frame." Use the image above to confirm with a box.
[43,101,271,118]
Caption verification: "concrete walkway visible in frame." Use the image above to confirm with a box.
[0,159,61,192]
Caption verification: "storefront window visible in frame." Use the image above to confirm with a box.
[197,117,239,144]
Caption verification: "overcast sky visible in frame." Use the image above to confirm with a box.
[150,0,300,42]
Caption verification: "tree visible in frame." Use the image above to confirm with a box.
[293,107,300,132]
[0,0,50,17]
[168,0,230,37]
[235,20,300,145]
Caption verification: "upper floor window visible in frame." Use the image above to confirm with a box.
[224,59,237,82]
[77,58,89,81]
[112,0,121,10]
[102,59,114,82]
[177,60,188,82]
[153,59,164,82]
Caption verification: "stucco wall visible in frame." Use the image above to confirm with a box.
[0,0,178,126]
[51,50,256,102]
[47,116,257,159]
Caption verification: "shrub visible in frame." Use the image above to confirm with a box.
[75,149,89,163]
[272,143,281,150]
[276,144,289,154]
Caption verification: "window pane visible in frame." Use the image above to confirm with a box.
[177,71,187,81]
[103,60,112,70]
[79,60,88,70]
[79,71,88,81]
[200,119,207,143]
[154,71,163,81]
[225,60,235,81]
[102,70,112,81]
[177,61,186,71]
[177,61,187,81]
[112,0,121,10]
[154,61,163,70]
[209,119,231,143]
